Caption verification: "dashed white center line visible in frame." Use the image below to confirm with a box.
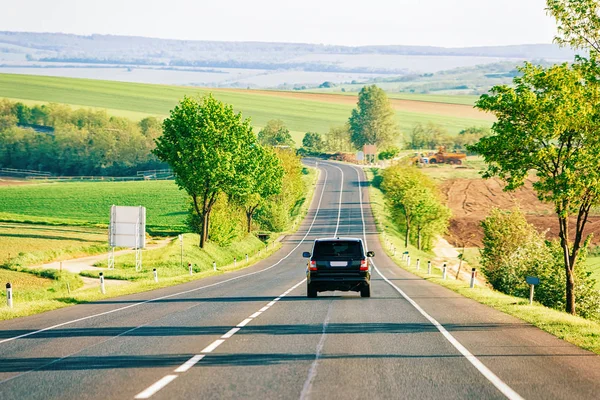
[134,375,178,399]
[237,318,253,328]
[201,339,225,354]
[249,311,262,318]
[221,327,240,339]
[259,306,270,312]
[174,355,205,373]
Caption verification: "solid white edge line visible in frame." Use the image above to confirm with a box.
[201,339,225,353]
[0,165,330,346]
[174,355,205,373]
[237,318,253,328]
[221,327,240,339]
[348,163,524,400]
[134,375,178,399]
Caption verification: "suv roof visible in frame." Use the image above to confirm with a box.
[314,237,362,243]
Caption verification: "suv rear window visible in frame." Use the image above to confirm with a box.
[313,241,363,258]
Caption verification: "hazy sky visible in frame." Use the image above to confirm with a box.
[1,0,558,47]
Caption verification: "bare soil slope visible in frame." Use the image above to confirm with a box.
[441,178,600,247]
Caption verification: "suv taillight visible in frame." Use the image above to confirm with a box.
[309,260,317,271]
[360,259,368,271]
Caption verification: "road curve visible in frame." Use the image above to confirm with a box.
[0,160,599,400]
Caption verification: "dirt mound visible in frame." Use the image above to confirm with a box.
[442,178,600,247]
[0,179,31,186]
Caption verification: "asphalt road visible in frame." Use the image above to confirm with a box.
[1,161,600,400]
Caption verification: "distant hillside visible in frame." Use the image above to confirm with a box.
[0,31,579,90]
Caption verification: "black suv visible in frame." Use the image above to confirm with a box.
[303,237,374,298]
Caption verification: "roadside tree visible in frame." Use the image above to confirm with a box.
[469,60,600,315]
[348,85,399,149]
[153,95,256,248]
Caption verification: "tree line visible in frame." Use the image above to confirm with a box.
[377,164,451,251]
[154,95,306,248]
[0,100,165,176]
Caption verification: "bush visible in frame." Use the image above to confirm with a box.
[481,208,600,320]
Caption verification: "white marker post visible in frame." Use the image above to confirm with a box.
[442,263,447,280]
[427,261,432,274]
[245,254,249,263]
[234,258,237,268]
[6,283,13,308]
[213,261,217,271]
[188,262,193,276]
[153,268,158,283]
[407,255,411,268]
[470,268,477,288]
[179,234,184,269]
[99,272,106,294]
[416,259,421,271]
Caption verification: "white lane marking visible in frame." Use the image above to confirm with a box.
[333,165,344,237]
[299,301,333,400]
[237,318,253,328]
[201,339,225,353]
[134,375,178,399]
[249,311,262,318]
[0,167,330,346]
[267,300,278,306]
[259,306,270,312]
[174,355,205,373]
[349,164,524,400]
[221,327,240,339]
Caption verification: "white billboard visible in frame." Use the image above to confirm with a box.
[109,205,146,248]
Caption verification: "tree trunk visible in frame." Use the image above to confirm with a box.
[417,226,422,250]
[558,214,576,315]
[246,210,252,233]
[405,216,410,248]
[200,212,208,248]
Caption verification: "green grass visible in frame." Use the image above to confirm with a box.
[366,167,600,355]
[586,256,600,288]
[0,180,187,234]
[0,73,490,136]
[85,233,274,280]
[0,222,108,266]
[308,89,479,105]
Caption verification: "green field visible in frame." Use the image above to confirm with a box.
[0,222,108,266]
[0,180,187,233]
[586,256,600,287]
[308,89,479,106]
[0,73,490,137]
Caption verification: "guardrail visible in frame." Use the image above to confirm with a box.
[0,168,51,177]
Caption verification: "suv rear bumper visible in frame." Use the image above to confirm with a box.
[307,271,370,292]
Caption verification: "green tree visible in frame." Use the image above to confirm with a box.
[547,0,600,53]
[258,119,295,147]
[232,145,284,233]
[469,60,600,315]
[348,85,399,149]
[381,165,449,249]
[153,95,255,248]
[301,132,325,153]
[325,124,353,152]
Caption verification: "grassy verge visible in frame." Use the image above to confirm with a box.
[366,168,600,355]
[0,166,319,321]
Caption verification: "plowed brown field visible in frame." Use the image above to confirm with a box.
[441,177,600,247]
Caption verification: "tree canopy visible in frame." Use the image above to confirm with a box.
[348,85,399,150]
[257,119,295,147]
[153,95,256,248]
[547,0,600,53]
[469,59,600,315]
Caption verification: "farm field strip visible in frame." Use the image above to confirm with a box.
[0,73,491,134]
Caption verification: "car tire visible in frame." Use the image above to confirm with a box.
[307,283,317,298]
[360,285,371,298]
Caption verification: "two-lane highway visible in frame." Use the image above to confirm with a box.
[1,161,600,399]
